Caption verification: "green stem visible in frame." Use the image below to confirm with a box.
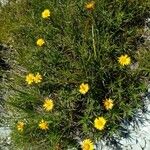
[92,24,96,59]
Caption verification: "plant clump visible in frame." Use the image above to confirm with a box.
[0,0,150,149]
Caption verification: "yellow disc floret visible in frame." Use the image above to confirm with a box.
[81,139,94,150]
[17,121,24,132]
[118,54,131,66]
[25,73,34,85]
[43,98,54,111]
[36,38,45,47]
[94,117,106,130]
[79,83,90,95]
[85,1,95,10]
[34,73,42,83]
[103,98,114,110]
[42,9,51,18]
[39,119,49,130]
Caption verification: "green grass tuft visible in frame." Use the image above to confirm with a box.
[0,0,150,149]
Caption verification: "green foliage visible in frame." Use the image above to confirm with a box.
[0,0,150,149]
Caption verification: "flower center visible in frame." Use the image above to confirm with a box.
[83,144,90,150]
[81,86,86,91]
[97,120,103,126]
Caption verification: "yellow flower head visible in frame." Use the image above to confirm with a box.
[34,73,42,83]
[94,117,106,130]
[103,98,114,110]
[25,73,34,85]
[43,98,54,111]
[81,139,94,150]
[39,119,49,130]
[42,9,51,18]
[79,83,89,95]
[118,54,131,66]
[85,1,95,10]
[17,121,24,132]
[36,38,45,47]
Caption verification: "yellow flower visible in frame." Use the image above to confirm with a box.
[17,121,24,132]
[85,1,95,10]
[43,98,54,111]
[81,139,94,150]
[25,73,34,85]
[118,54,131,66]
[39,119,49,130]
[94,117,106,130]
[79,83,89,95]
[36,38,45,47]
[34,73,42,83]
[103,98,114,110]
[42,9,51,18]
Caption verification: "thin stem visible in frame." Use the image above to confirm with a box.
[92,24,97,59]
